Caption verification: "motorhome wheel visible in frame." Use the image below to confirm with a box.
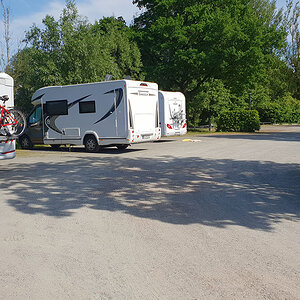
[84,136,99,153]
[19,135,33,149]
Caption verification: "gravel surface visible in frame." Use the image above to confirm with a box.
[0,125,299,299]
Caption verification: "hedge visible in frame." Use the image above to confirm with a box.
[256,102,300,124]
[216,110,260,132]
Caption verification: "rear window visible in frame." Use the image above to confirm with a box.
[45,100,68,116]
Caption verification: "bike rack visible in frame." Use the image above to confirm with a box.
[0,135,15,142]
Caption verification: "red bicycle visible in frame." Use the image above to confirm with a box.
[0,95,26,138]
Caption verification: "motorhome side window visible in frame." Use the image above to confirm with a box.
[29,106,42,124]
[45,100,68,116]
[79,101,96,114]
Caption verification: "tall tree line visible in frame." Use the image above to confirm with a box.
[132,0,300,124]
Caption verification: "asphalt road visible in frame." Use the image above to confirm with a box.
[0,126,299,299]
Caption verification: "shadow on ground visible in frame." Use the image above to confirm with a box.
[1,155,299,232]
[201,131,300,142]
[27,146,146,155]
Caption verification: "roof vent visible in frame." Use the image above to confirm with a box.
[105,74,112,81]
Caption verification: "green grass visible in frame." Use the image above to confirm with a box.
[186,127,262,135]
[186,128,216,135]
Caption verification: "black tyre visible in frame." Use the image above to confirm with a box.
[116,144,128,150]
[19,135,33,149]
[84,135,99,153]
[7,109,26,137]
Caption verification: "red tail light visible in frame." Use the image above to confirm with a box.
[182,123,187,129]
[167,124,172,129]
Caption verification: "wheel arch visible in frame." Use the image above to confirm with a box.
[83,131,99,145]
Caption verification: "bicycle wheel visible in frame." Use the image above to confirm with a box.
[6,109,26,137]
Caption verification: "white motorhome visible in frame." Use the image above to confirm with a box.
[0,73,16,160]
[19,80,161,152]
[158,91,187,136]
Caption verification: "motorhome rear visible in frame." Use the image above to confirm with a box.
[0,73,16,160]
[158,91,187,136]
[19,80,161,152]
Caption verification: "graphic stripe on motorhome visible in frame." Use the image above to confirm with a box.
[45,95,92,134]
[94,88,123,125]
[43,89,123,134]
[45,115,62,134]
[68,95,92,109]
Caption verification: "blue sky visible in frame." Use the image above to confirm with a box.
[7,0,288,19]
[7,0,288,26]
[1,0,141,56]
[8,0,140,25]
[0,0,293,58]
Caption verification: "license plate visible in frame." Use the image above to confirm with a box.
[142,135,150,139]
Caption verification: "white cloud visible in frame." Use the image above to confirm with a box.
[77,0,141,24]
[10,1,65,51]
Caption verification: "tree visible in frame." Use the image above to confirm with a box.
[8,0,143,111]
[0,0,10,70]
[132,0,287,122]
[188,79,232,128]
[284,0,300,100]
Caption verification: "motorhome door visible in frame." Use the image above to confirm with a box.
[27,105,44,143]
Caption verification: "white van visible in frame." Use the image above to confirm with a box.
[19,80,161,152]
[0,73,16,160]
[158,91,187,136]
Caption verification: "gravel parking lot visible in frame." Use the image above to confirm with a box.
[0,126,300,299]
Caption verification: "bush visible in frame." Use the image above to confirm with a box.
[255,102,283,123]
[217,110,260,132]
[255,96,300,124]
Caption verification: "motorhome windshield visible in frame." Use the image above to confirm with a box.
[29,106,42,124]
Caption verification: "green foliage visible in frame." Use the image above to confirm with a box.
[265,56,292,101]
[255,102,283,123]
[8,1,143,112]
[188,79,232,126]
[217,110,261,132]
[255,94,300,123]
[132,0,286,98]
[283,0,300,100]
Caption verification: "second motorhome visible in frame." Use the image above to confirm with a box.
[19,80,161,152]
[158,91,187,136]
